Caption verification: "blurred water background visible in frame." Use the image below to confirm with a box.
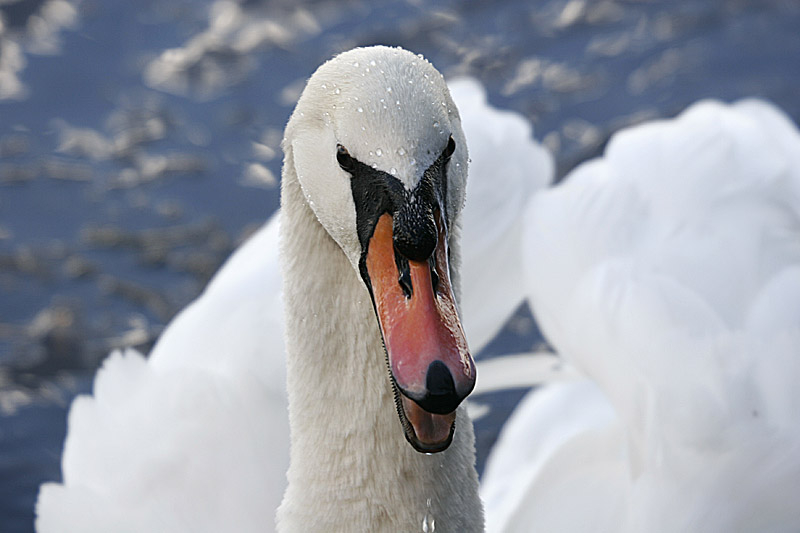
[0,0,798,531]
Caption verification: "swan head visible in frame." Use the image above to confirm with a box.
[284,46,475,453]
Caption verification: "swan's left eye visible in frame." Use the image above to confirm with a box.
[443,135,456,159]
[337,144,355,172]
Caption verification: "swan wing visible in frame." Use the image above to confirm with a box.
[453,78,554,352]
[37,216,288,533]
[486,99,800,532]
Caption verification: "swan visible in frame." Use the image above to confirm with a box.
[481,98,800,532]
[275,45,484,532]
[36,47,554,532]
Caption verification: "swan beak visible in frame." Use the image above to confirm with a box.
[366,213,475,453]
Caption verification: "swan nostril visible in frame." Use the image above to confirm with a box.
[428,256,439,294]
[393,238,440,299]
[396,253,412,298]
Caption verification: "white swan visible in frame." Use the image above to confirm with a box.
[36,47,553,532]
[482,98,800,532]
[276,45,484,532]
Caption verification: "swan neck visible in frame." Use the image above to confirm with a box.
[277,160,483,532]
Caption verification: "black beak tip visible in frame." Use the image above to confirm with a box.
[401,360,462,415]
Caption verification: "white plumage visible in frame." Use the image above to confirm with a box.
[36,218,288,533]
[483,99,800,532]
[36,45,800,532]
[35,49,552,532]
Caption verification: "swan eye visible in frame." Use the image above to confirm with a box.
[443,135,456,159]
[337,144,355,171]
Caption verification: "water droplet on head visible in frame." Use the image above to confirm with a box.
[370,60,376,66]
[353,61,359,67]
[386,87,393,93]
[376,148,382,157]
[334,88,341,94]
[357,107,363,113]
[390,167,397,175]
[321,83,327,89]
[433,121,440,129]
[398,147,406,156]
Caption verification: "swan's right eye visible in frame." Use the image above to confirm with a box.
[337,144,355,172]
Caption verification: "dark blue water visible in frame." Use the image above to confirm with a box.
[1,0,798,531]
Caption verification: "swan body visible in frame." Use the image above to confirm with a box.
[36,48,553,532]
[482,99,800,532]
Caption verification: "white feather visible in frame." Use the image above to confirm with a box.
[483,99,800,532]
[36,48,552,533]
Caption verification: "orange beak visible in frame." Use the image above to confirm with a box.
[366,212,475,452]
